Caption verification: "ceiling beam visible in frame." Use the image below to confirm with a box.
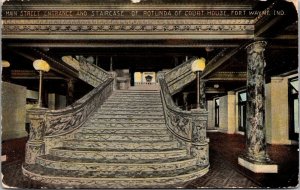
[7,47,78,79]
[11,70,64,80]
[207,72,247,81]
[201,44,247,79]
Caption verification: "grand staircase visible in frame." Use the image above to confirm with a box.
[23,90,209,188]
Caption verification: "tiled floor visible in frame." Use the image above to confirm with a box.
[1,133,299,188]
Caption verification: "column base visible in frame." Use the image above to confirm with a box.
[238,156,278,173]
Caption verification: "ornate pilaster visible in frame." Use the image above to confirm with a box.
[238,41,277,173]
[25,108,48,164]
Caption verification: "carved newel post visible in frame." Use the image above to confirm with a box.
[189,58,209,166]
[238,41,278,173]
[25,108,48,164]
[190,109,209,167]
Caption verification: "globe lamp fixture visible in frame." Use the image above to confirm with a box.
[33,59,50,72]
[2,60,10,68]
[33,59,50,108]
[191,57,206,72]
[191,57,206,109]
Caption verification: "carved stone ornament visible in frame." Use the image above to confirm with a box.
[159,67,209,169]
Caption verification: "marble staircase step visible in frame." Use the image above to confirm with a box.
[113,90,160,94]
[49,147,187,160]
[80,127,169,135]
[89,115,164,120]
[99,106,163,111]
[110,95,161,99]
[101,105,163,110]
[62,140,180,150]
[36,154,197,172]
[74,133,172,141]
[23,163,209,188]
[110,94,160,98]
[94,110,164,116]
[102,102,162,106]
[107,97,161,101]
[87,118,165,124]
[82,122,166,128]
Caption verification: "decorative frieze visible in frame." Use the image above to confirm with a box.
[2,24,254,34]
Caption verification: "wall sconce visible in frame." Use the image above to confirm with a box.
[33,59,50,108]
[191,58,206,109]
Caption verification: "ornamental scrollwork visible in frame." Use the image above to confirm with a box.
[159,70,209,167]
[2,24,254,33]
[44,78,113,137]
[164,57,197,95]
[76,56,111,87]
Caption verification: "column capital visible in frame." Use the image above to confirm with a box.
[245,41,267,54]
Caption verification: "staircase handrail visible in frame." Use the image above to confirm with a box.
[164,57,198,95]
[27,77,114,137]
[78,57,112,87]
[25,77,114,164]
[158,73,207,145]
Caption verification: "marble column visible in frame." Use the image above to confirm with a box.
[66,79,75,105]
[199,80,206,110]
[238,41,278,173]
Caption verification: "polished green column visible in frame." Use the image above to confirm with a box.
[238,41,277,173]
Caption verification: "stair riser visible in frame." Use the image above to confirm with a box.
[107,98,161,101]
[88,118,165,123]
[75,133,172,141]
[49,149,187,160]
[81,128,169,135]
[99,107,163,111]
[23,165,209,188]
[103,103,162,107]
[113,92,160,95]
[63,141,180,150]
[90,115,164,119]
[82,123,166,128]
[36,157,197,172]
[94,110,163,116]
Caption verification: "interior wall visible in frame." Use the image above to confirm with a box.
[267,76,293,145]
[219,95,228,133]
[227,91,236,134]
[207,100,214,129]
[1,82,27,140]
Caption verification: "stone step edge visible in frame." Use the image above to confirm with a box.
[75,133,170,136]
[50,147,185,154]
[63,139,178,144]
[37,155,197,166]
[93,112,164,115]
[86,122,166,124]
[113,91,160,93]
[81,127,167,130]
[98,108,163,110]
[89,116,164,119]
[23,164,209,181]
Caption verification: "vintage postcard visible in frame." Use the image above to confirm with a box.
[1,0,298,189]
